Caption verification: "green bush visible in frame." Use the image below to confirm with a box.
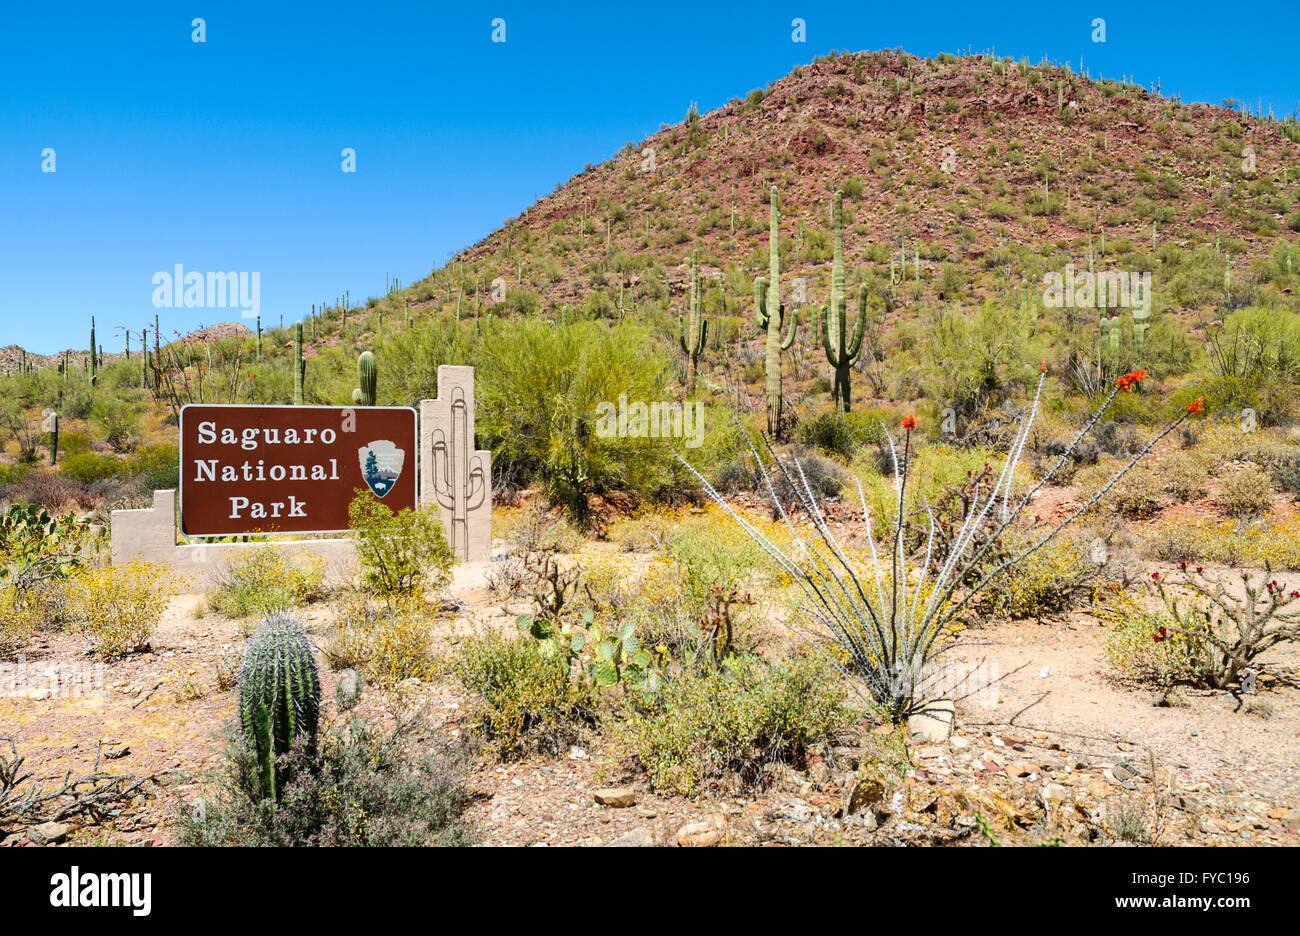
[59,451,127,484]
[454,633,597,759]
[620,655,856,795]
[348,495,454,599]
[987,538,1099,619]
[476,318,687,523]
[207,548,327,618]
[128,444,180,491]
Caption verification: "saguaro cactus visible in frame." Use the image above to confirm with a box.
[754,185,797,437]
[238,613,321,801]
[293,323,305,405]
[820,192,868,413]
[89,316,97,386]
[353,350,376,405]
[46,410,59,466]
[678,253,708,396]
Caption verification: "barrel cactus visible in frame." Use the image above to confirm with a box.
[353,350,376,405]
[238,612,321,801]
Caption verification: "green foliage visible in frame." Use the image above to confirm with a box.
[58,451,127,484]
[208,548,327,618]
[986,538,1099,619]
[348,494,454,599]
[620,654,855,795]
[237,612,322,801]
[454,632,597,759]
[476,318,684,522]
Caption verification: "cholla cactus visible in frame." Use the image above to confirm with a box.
[676,368,1204,721]
[238,612,320,801]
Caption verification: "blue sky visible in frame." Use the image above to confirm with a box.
[3,1,1297,353]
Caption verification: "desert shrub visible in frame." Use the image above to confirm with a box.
[1272,450,1300,498]
[91,397,141,453]
[769,446,845,508]
[665,504,779,615]
[59,451,128,484]
[1160,451,1207,502]
[986,538,1100,620]
[66,560,176,658]
[798,412,859,458]
[1100,599,1196,687]
[454,633,597,759]
[1218,465,1275,517]
[207,548,326,618]
[348,495,454,599]
[606,508,678,552]
[8,470,87,511]
[177,714,476,846]
[620,655,855,795]
[323,595,438,688]
[128,444,180,492]
[1077,462,1163,518]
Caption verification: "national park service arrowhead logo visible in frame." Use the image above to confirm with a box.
[358,439,404,498]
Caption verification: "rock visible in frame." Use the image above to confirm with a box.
[676,819,723,847]
[28,822,69,845]
[1175,795,1204,814]
[1038,666,1052,678]
[1242,697,1273,719]
[1040,783,1069,806]
[1267,807,1294,822]
[1110,763,1138,782]
[335,669,361,709]
[594,787,637,808]
[949,736,970,750]
[1156,687,1189,708]
[569,746,587,759]
[844,776,887,816]
[102,745,131,760]
[610,827,656,847]
[1006,762,1040,779]
[906,699,954,744]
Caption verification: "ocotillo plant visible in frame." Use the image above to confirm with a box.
[753,185,797,437]
[353,350,376,405]
[820,192,867,413]
[237,613,321,801]
[293,323,305,405]
[678,253,708,396]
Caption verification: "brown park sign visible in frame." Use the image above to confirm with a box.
[179,404,417,536]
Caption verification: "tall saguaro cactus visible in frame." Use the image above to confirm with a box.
[89,316,97,387]
[754,185,797,437]
[820,192,868,413]
[678,253,709,395]
[353,351,376,405]
[293,323,305,405]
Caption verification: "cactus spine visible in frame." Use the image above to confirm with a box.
[237,613,321,801]
[293,323,305,405]
[353,350,376,405]
[754,185,797,437]
[820,192,868,413]
[678,253,708,395]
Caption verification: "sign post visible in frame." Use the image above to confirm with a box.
[179,404,418,536]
